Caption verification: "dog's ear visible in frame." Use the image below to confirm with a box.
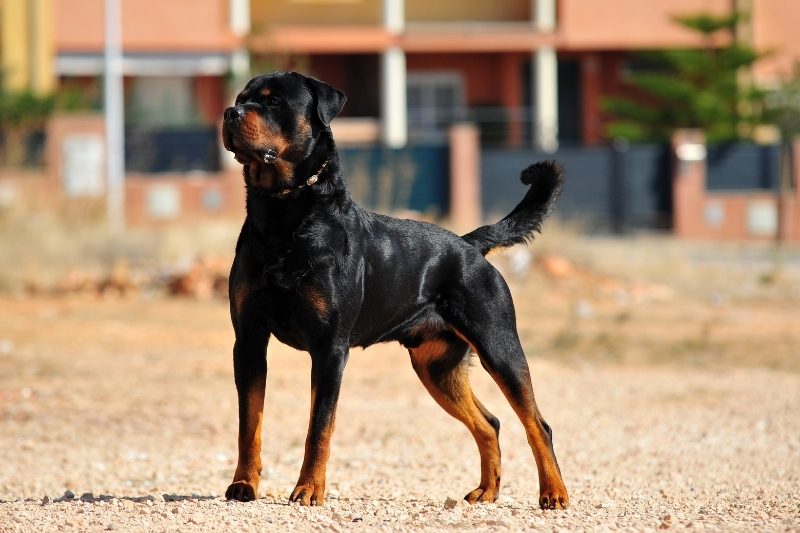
[304,75,347,127]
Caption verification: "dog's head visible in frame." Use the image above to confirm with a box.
[222,72,346,191]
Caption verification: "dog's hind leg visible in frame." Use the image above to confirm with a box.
[408,336,502,503]
[444,267,569,509]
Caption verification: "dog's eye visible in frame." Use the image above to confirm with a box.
[265,96,281,107]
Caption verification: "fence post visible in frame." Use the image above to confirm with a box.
[672,129,707,237]
[610,139,629,234]
[449,123,481,233]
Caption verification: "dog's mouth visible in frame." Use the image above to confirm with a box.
[224,131,279,165]
[232,148,277,166]
[261,149,278,164]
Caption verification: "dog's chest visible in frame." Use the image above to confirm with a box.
[258,244,314,291]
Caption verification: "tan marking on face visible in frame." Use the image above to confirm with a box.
[261,88,271,97]
[240,110,291,153]
[297,115,312,137]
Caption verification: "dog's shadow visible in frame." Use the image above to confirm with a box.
[36,493,219,504]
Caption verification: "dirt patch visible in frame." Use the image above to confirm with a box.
[1,280,799,531]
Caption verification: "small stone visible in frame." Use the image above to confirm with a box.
[80,492,94,502]
[41,496,51,505]
[105,523,115,531]
[172,507,180,515]
[63,490,75,500]
[444,497,459,510]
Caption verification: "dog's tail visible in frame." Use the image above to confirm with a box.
[461,160,564,256]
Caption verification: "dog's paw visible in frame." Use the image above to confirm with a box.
[289,482,325,506]
[225,480,258,502]
[539,485,569,510]
[464,486,498,504]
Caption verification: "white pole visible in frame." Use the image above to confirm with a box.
[534,47,558,152]
[381,48,407,148]
[533,0,558,152]
[381,0,407,148]
[104,0,125,233]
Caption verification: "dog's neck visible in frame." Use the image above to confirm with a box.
[243,129,347,242]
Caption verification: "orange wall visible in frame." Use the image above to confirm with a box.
[251,0,381,27]
[252,0,530,27]
[558,0,731,50]
[751,1,800,84]
[407,53,526,107]
[54,0,238,52]
[407,0,529,23]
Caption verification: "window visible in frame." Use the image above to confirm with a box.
[407,72,466,142]
[127,77,196,128]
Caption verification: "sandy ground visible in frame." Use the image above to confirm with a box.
[1,251,799,532]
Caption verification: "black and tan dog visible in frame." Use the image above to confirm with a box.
[221,71,569,509]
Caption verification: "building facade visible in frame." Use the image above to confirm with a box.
[248,0,800,149]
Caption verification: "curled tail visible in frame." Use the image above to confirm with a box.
[462,160,564,256]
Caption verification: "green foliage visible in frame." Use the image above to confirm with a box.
[0,75,91,166]
[764,64,800,138]
[603,11,765,142]
[674,12,742,35]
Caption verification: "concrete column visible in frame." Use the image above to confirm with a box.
[449,123,481,233]
[229,0,250,83]
[30,0,55,94]
[500,54,523,147]
[381,0,407,148]
[104,0,126,234]
[1,0,28,91]
[581,53,601,144]
[534,48,558,152]
[381,48,407,148]
[226,0,251,170]
[532,0,558,152]
[672,129,706,238]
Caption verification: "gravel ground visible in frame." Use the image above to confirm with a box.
[1,292,799,532]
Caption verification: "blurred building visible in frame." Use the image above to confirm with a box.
[28,0,800,155]
[1,0,54,94]
[3,0,800,238]
[249,0,800,149]
[52,0,248,173]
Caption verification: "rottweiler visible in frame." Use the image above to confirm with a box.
[221,71,569,509]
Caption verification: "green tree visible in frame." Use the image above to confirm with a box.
[0,89,55,166]
[604,12,765,142]
[0,74,89,167]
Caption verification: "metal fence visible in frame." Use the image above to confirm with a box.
[0,130,47,168]
[706,143,782,190]
[481,142,673,232]
[339,144,449,215]
[125,126,221,174]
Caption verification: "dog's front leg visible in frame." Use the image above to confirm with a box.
[289,345,349,506]
[226,333,270,501]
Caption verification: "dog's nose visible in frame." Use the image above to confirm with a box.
[224,106,244,122]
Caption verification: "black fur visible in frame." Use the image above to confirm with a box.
[220,71,569,509]
[462,160,564,255]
